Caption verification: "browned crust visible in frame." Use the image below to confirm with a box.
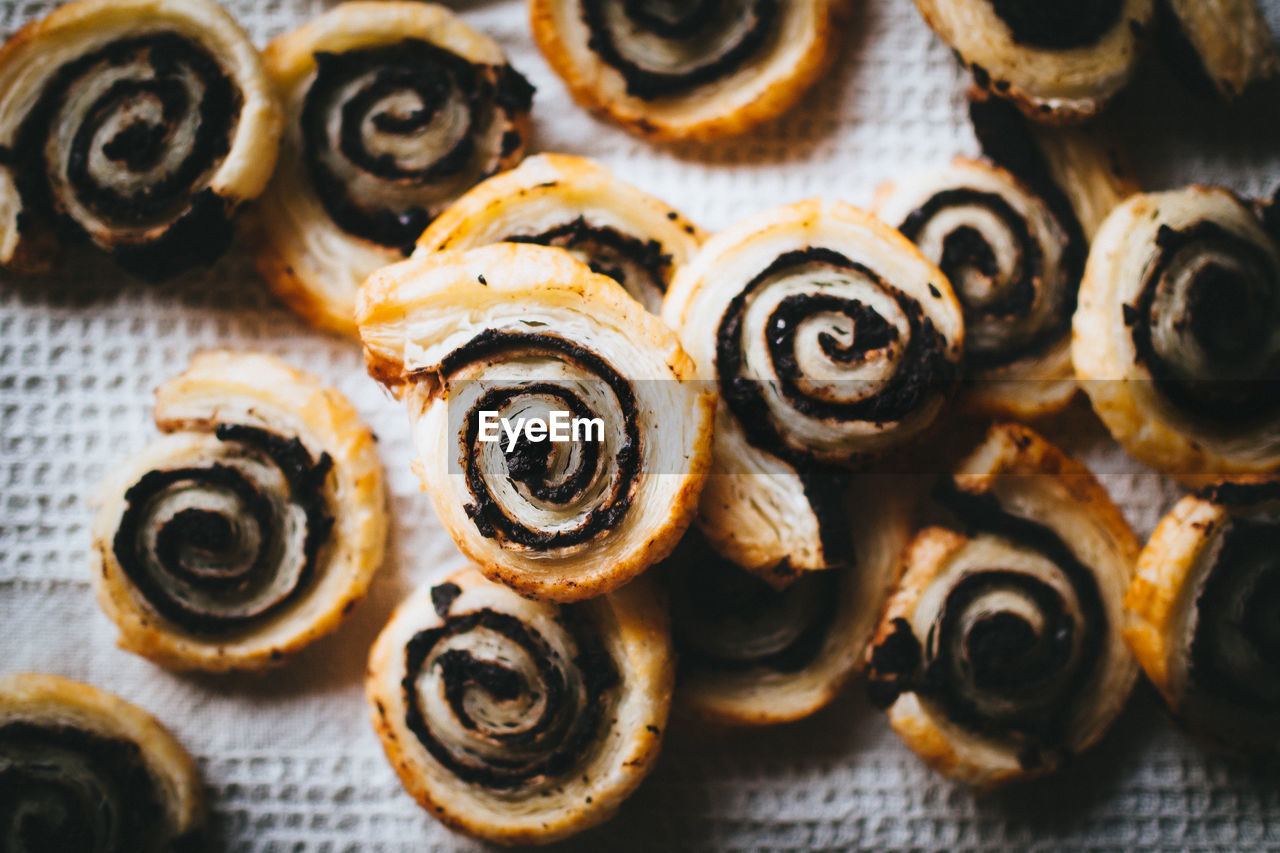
[529,0,837,141]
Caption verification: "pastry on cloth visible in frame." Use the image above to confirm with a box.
[665,475,914,726]
[663,199,962,582]
[1124,479,1280,755]
[913,0,1154,123]
[876,94,1135,418]
[91,350,387,672]
[358,243,716,602]
[0,0,281,279]
[1073,186,1280,484]
[865,423,1140,788]
[367,567,672,845]
[417,153,704,314]
[0,672,206,851]
[529,0,838,140]
[250,1,534,334]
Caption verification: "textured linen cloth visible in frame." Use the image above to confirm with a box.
[1,0,1279,849]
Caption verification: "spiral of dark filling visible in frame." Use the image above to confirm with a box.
[1187,486,1280,714]
[301,39,534,253]
[1124,221,1280,423]
[581,0,778,99]
[112,425,334,634]
[1,32,243,280]
[866,481,1107,770]
[506,217,672,310]
[0,722,202,853]
[716,247,955,469]
[986,0,1124,49]
[400,582,620,789]
[668,532,840,673]
[899,187,1078,369]
[440,330,642,550]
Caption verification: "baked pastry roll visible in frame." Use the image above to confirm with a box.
[0,0,281,280]
[418,154,704,314]
[0,672,205,851]
[876,97,1133,418]
[251,2,534,335]
[1124,480,1280,754]
[662,199,962,580]
[866,424,1140,788]
[358,243,715,602]
[1155,0,1279,99]
[914,0,1154,123]
[91,350,387,672]
[1073,187,1280,483]
[367,567,672,845]
[529,0,836,140]
[667,476,914,726]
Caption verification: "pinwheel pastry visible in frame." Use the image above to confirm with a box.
[358,243,715,602]
[0,0,281,280]
[1124,480,1280,755]
[367,567,672,845]
[1155,0,1278,100]
[91,350,387,672]
[417,154,704,314]
[250,2,534,335]
[914,0,1154,123]
[875,97,1134,418]
[666,476,914,726]
[662,199,962,581]
[865,424,1140,788]
[1073,186,1280,484]
[0,672,205,852]
[529,0,837,140]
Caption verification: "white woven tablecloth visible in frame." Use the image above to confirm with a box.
[2,0,1279,849]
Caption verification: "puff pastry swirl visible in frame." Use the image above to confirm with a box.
[663,199,962,581]
[1155,0,1279,100]
[1073,187,1280,483]
[251,2,534,335]
[914,0,1154,123]
[367,567,672,845]
[0,0,281,279]
[1125,480,1280,754]
[418,154,704,314]
[865,424,1139,787]
[666,476,913,725]
[530,0,837,140]
[0,672,205,852]
[358,243,715,602]
[91,350,387,672]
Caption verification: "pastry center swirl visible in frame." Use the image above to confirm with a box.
[441,330,643,552]
[300,39,533,252]
[401,584,620,790]
[0,722,184,853]
[986,0,1125,49]
[580,0,778,99]
[899,188,1073,367]
[715,247,955,466]
[111,425,334,634]
[1128,222,1280,423]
